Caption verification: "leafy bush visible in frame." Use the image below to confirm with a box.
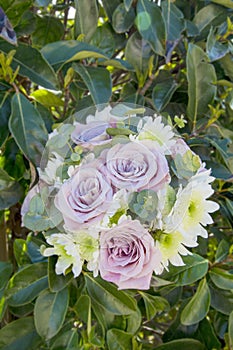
[0,0,233,349]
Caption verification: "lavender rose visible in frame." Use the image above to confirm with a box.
[102,141,170,192]
[99,219,161,290]
[55,162,114,231]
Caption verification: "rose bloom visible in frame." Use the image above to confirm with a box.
[102,140,170,192]
[55,161,114,231]
[71,121,113,149]
[99,219,162,290]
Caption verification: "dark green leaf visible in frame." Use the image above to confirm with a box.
[181,278,210,325]
[91,23,116,57]
[0,261,13,290]
[72,63,112,107]
[112,4,135,34]
[9,92,48,166]
[124,0,133,12]
[209,283,233,315]
[195,318,221,350]
[125,307,142,334]
[48,256,73,292]
[215,239,230,262]
[207,27,229,62]
[0,41,58,89]
[74,0,98,42]
[5,262,48,306]
[51,329,80,350]
[125,31,153,87]
[85,273,137,315]
[32,15,64,48]
[0,94,11,147]
[0,168,23,210]
[34,288,69,340]
[161,2,185,42]
[136,0,166,56]
[74,294,91,324]
[229,311,233,350]
[1,1,33,26]
[187,43,217,125]
[161,254,209,286]
[209,267,233,290]
[152,79,178,112]
[101,0,121,21]
[155,339,205,350]
[107,329,133,350]
[13,239,31,267]
[0,317,42,350]
[140,292,169,320]
[219,53,233,81]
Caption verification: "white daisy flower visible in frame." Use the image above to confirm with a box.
[38,152,64,187]
[137,115,176,154]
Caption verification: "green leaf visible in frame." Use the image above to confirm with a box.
[161,254,209,286]
[209,283,233,315]
[13,239,31,267]
[74,294,91,324]
[0,94,11,147]
[101,0,121,22]
[187,43,217,127]
[210,0,233,8]
[125,31,153,87]
[41,40,108,70]
[32,15,64,48]
[85,273,137,315]
[34,288,69,340]
[219,53,233,81]
[161,2,185,42]
[48,256,73,292]
[136,0,166,56]
[209,267,233,290]
[72,63,112,107]
[215,239,230,262]
[1,1,33,26]
[155,339,205,350]
[5,262,48,306]
[0,41,58,90]
[34,0,51,6]
[9,92,48,166]
[124,0,133,12]
[74,0,98,42]
[207,27,229,62]
[31,89,63,108]
[91,23,116,57]
[51,329,80,349]
[0,168,23,210]
[152,78,178,112]
[229,311,233,350]
[140,292,169,320]
[112,3,135,34]
[0,261,13,290]
[0,317,42,350]
[107,329,133,350]
[181,278,210,325]
[195,318,222,350]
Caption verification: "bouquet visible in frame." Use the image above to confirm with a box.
[21,104,219,290]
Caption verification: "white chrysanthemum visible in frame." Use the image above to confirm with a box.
[101,189,129,227]
[38,152,64,187]
[166,169,219,239]
[136,116,176,154]
[154,230,197,274]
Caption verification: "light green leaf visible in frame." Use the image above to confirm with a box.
[152,79,178,112]
[107,329,133,350]
[74,0,98,42]
[161,254,209,286]
[34,0,51,6]
[112,3,135,34]
[136,0,166,56]
[155,339,205,350]
[0,41,58,90]
[5,262,48,306]
[181,278,210,325]
[72,63,112,107]
[9,92,48,166]
[0,261,13,290]
[31,89,63,108]
[209,267,233,290]
[34,288,69,340]
[210,0,233,8]
[187,43,217,128]
[13,239,31,267]
[0,317,42,350]
[32,15,64,47]
[140,292,169,320]
[85,273,137,315]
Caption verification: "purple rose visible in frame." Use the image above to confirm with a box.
[55,161,114,231]
[71,121,112,149]
[102,141,170,192]
[99,219,161,290]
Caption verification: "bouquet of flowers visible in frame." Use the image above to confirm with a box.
[21,105,219,290]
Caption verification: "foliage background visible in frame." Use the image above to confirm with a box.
[0,0,233,349]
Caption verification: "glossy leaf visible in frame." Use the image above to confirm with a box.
[140,292,169,320]
[195,318,221,350]
[155,339,205,350]
[51,329,80,349]
[207,27,229,62]
[0,41,58,89]
[32,15,64,47]
[187,43,217,125]
[9,92,48,166]
[136,0,166,56]
[13,239,31,267]
[48,256,73,292]
[181,278,210,325]
[106,329,133,350]
[193,5,228,37]
[112,3,135,34]
[74,294,91,324]
[209,283,233,315]
[209,267,233,290]
[124,0,133,12]
[125,31,153,87]
[72,63,112,107]
[31,89,63,108]
[5,262,48,306]
[0,261,13,290]
[215,239,230,262]
[101,0,121,21]
[34,288,69,340]
[220,53,233,81]
[74,0,98,42]
[0,93,11,147]
[85,273,137,315]
[161,254,209,286]
[0,168,23,210]
[0,317,42,350]
[152,78,178,112]
[210,0,233,8]
[161,2,185,42]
